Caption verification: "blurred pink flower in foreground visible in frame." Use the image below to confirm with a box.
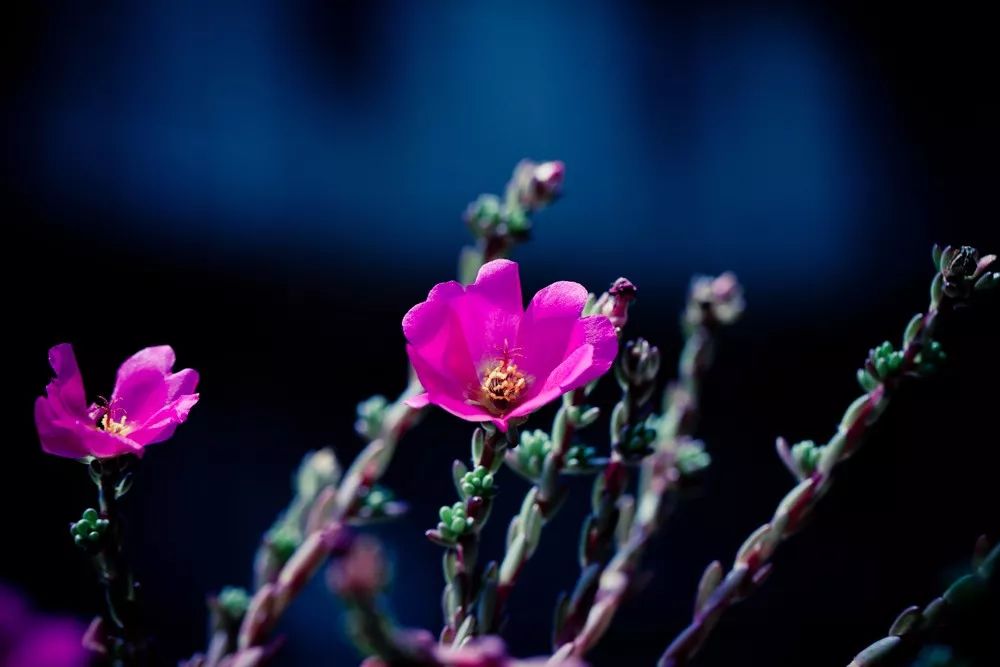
[403,260,617,431]
[1,584,90,667]
[34,344,199,459]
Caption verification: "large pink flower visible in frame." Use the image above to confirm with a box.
[34,344,199,459]
[403,260,618,431]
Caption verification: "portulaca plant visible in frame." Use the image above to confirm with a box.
[31,160,998,667]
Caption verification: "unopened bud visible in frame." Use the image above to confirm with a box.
[686,272,745,327]
[327,536,388,602]
[595,277,638,330]
[511,159,565,211]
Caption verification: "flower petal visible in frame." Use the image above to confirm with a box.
[468,259,523,314]
[515,281,588,381]
[404,393,431,409]
[406,344,492,424]
[507,315,617,419]
[403,283,479,392]
[44,343,88,417]
[127,393,200,445]
[110,346,196,426]
[34,397,141,459]
[459,260,524,366]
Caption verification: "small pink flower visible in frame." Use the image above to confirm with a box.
[403,260,618,431]
[34,344,199,460]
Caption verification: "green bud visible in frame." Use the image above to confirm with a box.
[790,440,822,477]
[564,444,598,471]
[506,207,530,234]
[676,440,712,476]
[459,465,497,498]
[516,429,552,479]
[267,525,301,562]
[354,395,389,440]
[217,586,250,621]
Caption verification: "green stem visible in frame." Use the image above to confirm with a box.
[89,456,152,666]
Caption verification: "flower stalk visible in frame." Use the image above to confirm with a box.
[459,160,564,285]
[185,379,423,667]
[483,279,635,634]
[75,455,153,666]
[552,273,742,657]
[430,424,516,644]
[552,339,660,650]
[657,245,997,667]
[845,537,998,667]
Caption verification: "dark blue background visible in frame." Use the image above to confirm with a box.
[3,1,997,665]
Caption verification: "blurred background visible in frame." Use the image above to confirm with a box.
[2,1,997,665]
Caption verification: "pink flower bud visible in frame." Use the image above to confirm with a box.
[511,159,565,211]
[327,536,388,601]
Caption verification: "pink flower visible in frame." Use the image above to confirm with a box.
[403,260,618,431]
[34,344,199,460]
[1,584,90,667]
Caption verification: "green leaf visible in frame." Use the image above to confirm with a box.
[500,533,527,585]
[840,394,871,431]
[930,273,944,307]
[694,561,723,615]
[888,605,921,637]
[903,313,924,347]
[857,368,879,392]
[471,428,485,464]
[452,460,469,497]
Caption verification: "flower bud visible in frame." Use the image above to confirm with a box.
[355,395,389,440]
[70,507,110,552]
[790,440,822,477]
[686,272,745,328]
[594,277,638,330]
[939,245,997,299]
[211,586,250,630]
[435,502,475,542]
[620,338,661,387]
[514,429,552,479]
[676,438,712,477]
[511,159,565,211]
[459,465,497,499]
[327,536,388,602]
[295,448,340,500]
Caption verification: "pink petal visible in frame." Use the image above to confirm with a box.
[507,315,617,419]
[515,281,589,381]
[458,260,524,367]
[402,281,466,346]
[166,367,199,400]
[405,393,431,409]
[127,393,200,445]
[110,346,196,426]
[407,345,492,424]
[403,261,526,406]
[506,344,593,419]
[34,398,141,459]
[403,282,478,391]
[468,259,523,314]
[575,315,619,381]
[34,397,91,459]
[45,343,87,417]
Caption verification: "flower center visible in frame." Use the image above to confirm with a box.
[100,412,134,437]
[479,360,528,415]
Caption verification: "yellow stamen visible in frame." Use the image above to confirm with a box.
[100,413,134,437]
[479,360,528,415]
